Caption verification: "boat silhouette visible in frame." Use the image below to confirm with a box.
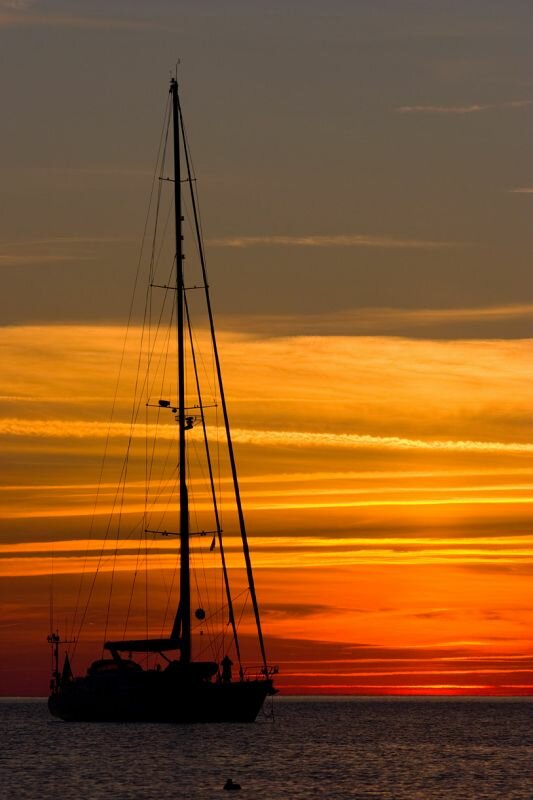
[48,77,277,723]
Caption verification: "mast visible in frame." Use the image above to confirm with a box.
[170,77,191,663]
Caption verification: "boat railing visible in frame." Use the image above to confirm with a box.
[240,664,279,681]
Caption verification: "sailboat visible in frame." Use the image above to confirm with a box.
[47,78,277,723]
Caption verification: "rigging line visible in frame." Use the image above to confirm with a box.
[49,539,54,634]
[185,291,218,415]
[109,324,178,639]
[133,116,174,477]
[153,521,178,638]
[235,588,250,632]
[182,174,225,663]
[107,457,169,645]
[145,305,174,516]
[145,320,178,541]
[123,535,143,639]
[152,281,176,401]
[180,113,222,515]
[143,297,179,635]
[74,451,128,643]
[70,94,172,659]
[144,258,176,404]
[145,513,149,644]
[102,522,120,657]
[102,390,152,648]
[102,468,130,652]
[143,310,174,462]
[144,107,170,566]
[147,461,178,529]
[201,631,227,664]
[179,94,269,671]
[185,293,243,668]
[149,109,171,286]
[150,195,174,284]
[194,627,224,661]
[188,446,218,657]
[135,250,172,414]
[148,472,179,544]
[77,281,161,648]
[160,555,180,637]
[180,107,206,246]
[121,518,153,639]
[183,195,205,271]
[144,111,171,542]
[199,592,231,663]
[215,385,223,540]
[81,289,169,639]
[144,375,150,645]
[142,308,176,638]
[74,448,132,652]
[190,600,230,653]
[135,272,174,527]
[156,486,181,636]
[191,493,215,641]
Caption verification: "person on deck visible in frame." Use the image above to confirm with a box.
[221,655,233,683]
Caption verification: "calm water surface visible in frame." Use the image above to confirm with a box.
[2,697,532,799]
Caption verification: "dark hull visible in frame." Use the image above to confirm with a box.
[48,673,274,723]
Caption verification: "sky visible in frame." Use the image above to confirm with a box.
[0,0,532,696]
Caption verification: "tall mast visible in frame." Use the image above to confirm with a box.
[170,77,190,663]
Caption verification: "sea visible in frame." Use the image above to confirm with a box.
[2,696,532,800]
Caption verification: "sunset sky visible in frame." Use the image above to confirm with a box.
[1,0,532,696]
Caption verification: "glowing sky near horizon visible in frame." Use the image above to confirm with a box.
[1,324,532,694]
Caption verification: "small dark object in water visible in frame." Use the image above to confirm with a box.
[223,778,241,791]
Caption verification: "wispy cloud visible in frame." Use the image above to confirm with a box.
[2,235,134,247]
[0,0,34,8]
[508,187,533,194]
[498,101,531,109]
[220,303,533,337]
[397,100,531,115]
[228,429,533,456]
[0,6,158,30]
[4,534,533,557]
[1,165,153,179]
[0,254,95,267]
[208,234,461,249]
[1,417,532,456]
[0,235,133,267]
[1,324,531,442]
[4,532,533,576]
